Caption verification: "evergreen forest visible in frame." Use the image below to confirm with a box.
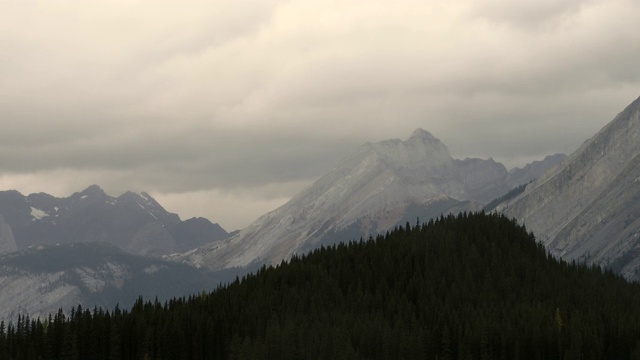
[2,212,640,359]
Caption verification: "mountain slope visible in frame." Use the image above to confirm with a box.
[0,242,218,321]
[181,129,559,271]
[506,153,567,188]
[0,185,229,256]
[502,96,640,280]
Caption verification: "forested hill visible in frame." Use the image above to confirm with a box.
[3,213,640,359]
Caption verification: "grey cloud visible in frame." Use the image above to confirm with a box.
[0,124,357,193]
[0,0,639,227]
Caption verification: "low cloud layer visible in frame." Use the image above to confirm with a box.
[1,0,638,229]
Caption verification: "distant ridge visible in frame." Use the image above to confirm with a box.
[0,185,229,256]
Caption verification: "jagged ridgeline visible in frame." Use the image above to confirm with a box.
[3,213,640,359]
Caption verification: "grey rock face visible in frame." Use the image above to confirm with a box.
[503,96,640,280]
[0,215,17,255]
[180,129,554,271]
[0,185,229,257]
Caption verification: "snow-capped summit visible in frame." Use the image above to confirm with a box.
[179,130,528,271]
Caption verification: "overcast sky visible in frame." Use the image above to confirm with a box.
[1,0,639,230]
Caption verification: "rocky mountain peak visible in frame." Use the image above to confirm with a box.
[367,129,452,171]
[68,185,109,204]
[80,184,107,197]
[406,128,440,144]
[117,191,156,208]
[117,191,140,201]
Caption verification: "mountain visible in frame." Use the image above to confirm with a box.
[179,129,560,271]
[482,154,568,212]
[0,185,229,257]
[0,241,218,321]
[7,213,640,359]
[506,153,567,188]
[502,96,640,280]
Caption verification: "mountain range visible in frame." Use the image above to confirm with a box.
[178,129,565,271]
[0,186,234,320]
[0,185,229,257]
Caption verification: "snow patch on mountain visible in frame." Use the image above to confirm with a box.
[30,207,49,220]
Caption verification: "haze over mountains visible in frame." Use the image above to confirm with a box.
[502,96,640,281]
[179,129,564,271]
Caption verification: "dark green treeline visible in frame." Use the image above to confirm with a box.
[2,212,640,359]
